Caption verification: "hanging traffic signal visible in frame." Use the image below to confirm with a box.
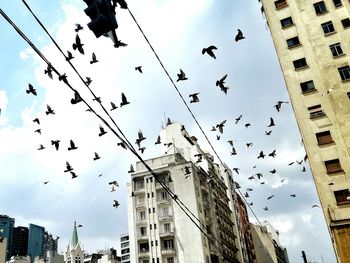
[83,0,118,38]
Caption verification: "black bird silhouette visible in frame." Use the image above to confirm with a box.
[244,123,251,128]
[263,206,269,211]
[265,130,272,135]
[110,102,118,111]
[155,135,161,145]
[302,166,306,172]
[33,118,40,124]
[58,73,68,84]
[216,120,226,134]
[120,93,130,107]
[296,159,303,165]
[244,192,249,198]
[290,194,296,197]
[34,129,41,135]
[288,162,294,166]
[210,126,216,132]
[93,152,101,161]
[232,168,240,174]
[113,200,120,208]
[216,74,229,94]
[268,149,276,158]
[109,180,119,187]
[246,143,253,148]
[135,66,142,73]
[189,93,200,103]
[267,117,275,127]
[274,101,289,112]
[66,51,74,61]
[93,97,101,103]
[139,147,146,154]
[235,114,242,124]
[68,140,78,150]
[202,45,217,59]
[135,130,146,147]
[77,224,83,227]
[84,77,92,86]
[249,202,253,206]
[267,195,275,200]
[75,24,83,32]
[248,175,255,180]
[46,105,55,115]
[51,140,60,150]
[71,92,83,104]
[128,164,135,173]
[64,161,74,173]
[228,140,234,146]
[98,126,107,137]
[70,171,78,179]
[114,40,128,48]
[256,173,263,179]
[166,117,172,126]
[43,181,49,185]
[257,151,265,159]
[72,34,84,54]
[44,64,53,79]
[217,135,221,141]
[270,169,276,174]
[231,147,237,156]
[177,69,188,81]
[37,144,45,150]
[247,188,253,192]
[26,84,37,96]
[117,141,127,149]
[235,29,245,42]
[90,53,98,64]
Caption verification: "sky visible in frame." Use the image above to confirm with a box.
[0,0,337,262]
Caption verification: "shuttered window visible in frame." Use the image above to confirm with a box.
[316,131,333,145]
[308,105,326,119]
[275,0,288,9]
[325,159,343,174]
[334,189,350,204]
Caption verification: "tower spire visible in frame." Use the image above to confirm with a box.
[71,221,79,248]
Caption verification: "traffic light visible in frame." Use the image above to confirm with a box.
[83,0,118,38]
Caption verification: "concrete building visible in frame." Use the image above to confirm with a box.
[0,238,8,263]
[260,0,350,262]
[11,227,29,257]
[250,222,289,263]
[96,249,120,263]
[120,234,130,263]
[6,256,31,263]
[28,224,45,262]
[127,122,241,263]
[0,215,15,261]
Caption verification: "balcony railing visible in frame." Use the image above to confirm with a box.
[159,214,173,221]
[161,248,176,256]
[159,230,175,237]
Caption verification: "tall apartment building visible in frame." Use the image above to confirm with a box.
[28,224,45,262]
[127,123,241,263]
[0,215,15,261]
[260,0,350,262]
[120,234,130,263]
[11,227,29,257]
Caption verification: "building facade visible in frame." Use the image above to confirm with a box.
[0,215,15,261]
[260,0,350,262]
[11,227,29,257]
[0,238,8,263]
[127,123,241,263]
[28,224,45,262]
[120,234,130,263]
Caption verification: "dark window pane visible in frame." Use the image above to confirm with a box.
[300,80,316,93]
[325,159,343,174]
[321,21,335,34]
[316,131,333,145]
[275,0,288,9]
[314,1,327,15]
[293,58,307,69]
[281,17,293,28]
[286,36,300,48]
[341,18,350,28]
[329,43,343,57]
[334,189,350,204]
[333,0,342,7]
[338,66,350,81]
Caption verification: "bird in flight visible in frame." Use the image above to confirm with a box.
[312,204,320,208]
[43,181,49,185]
[216,120,226,134]
[44,64,53,79]
[267,117,275,127]
[59,73,68,84]
[268,149,276,158]
[109,180,119,187]
[51,140,60,151]
[231,147,237,156]
[135,130,146,147]
[267,195,275,200]
[66,50,74,61]
[68,140,78,151]
[128,164,135,173]
[263,206,269,211]
[235,29,245,42]
[265,130,272,135]
[290,194,296,197]
[84,77,92,86]
[77,224,83,227]
[64,161,74,173]
[113,200,120,208]
[246,143,253,148]
[202,45,217,59]
[257,151,265,159]
[93,152,101,161]
[216,74,229,94]
[235,114,242,124]
[33,118,40,125]
[72,34,84,54]
[274,100,289,112]
[71,92,83,104]
[177,69,188,81]
[189,93,200,103]
[37,144,45,150]
[232,168,240,174]
[110,102,118,111]
[135,66,142,73]
[75,24,83,32]
[70,171,78,179]
[26,84,37,96]
[270,169,276,174]
[98,126,107,137]
[155,135,161,145]
[120,93,130,107]
[90,53,98,64]
[244,123,251,128]
[34,129,41,135]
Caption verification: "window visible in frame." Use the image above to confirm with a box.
[334,189,350,204]
[135,179,144,190]
[163,239,174,250]
[347,92,350,99]
[140,226,147,236]
[286,36,300,48]
[300,80,316,93]
[167,258,174,263]
[274,0,288,9]
[338,66,350,81]
[137,196,145,205]
[121,248,130,254]
[308,105,326,119]
[138,210,146,221]
[160,191,169,201]
[139,242,149,252]
[329,43,344,57]
[316,131,333,145]
[293,58,308,69]
[333,0,342,7]
[341,18,350,29]
[164,223,171,232]
[280,17,294,28]
[314,1,327,15]
[325,159,343,174]
[321,21,335,34]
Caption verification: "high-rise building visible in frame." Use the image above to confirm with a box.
[120,234,130,263]
[28,224,45,262]
[11,227,29,257]
[260,0,350,262]
[0,238,8,263]
[0,215,15,261]
[127,123,241,263]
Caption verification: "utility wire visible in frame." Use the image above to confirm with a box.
[1,6,225,256]
[127,6,272,235]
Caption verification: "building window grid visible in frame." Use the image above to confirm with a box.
[329,43,343,57]
[321,21,335,34]
[338,66,350,81]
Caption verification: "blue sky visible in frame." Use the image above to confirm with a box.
[0,1,337,262]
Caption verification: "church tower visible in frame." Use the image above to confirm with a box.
[64,222,84,263]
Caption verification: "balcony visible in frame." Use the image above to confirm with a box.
[135,202,146,209]
[161,248,176,256]
[159,214,173,221]
[138,249,150,257]
[159,230,175,238]
[328,207,350,224]
[137,234,149,241]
